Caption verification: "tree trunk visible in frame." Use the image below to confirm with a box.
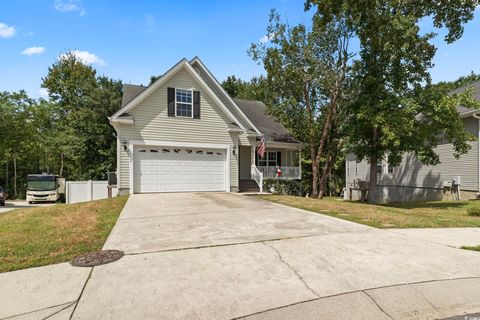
[311,160,320,197]
[12,154,17,200]
[59,153,64,176]
[367,128,379,203]
[5,159,8,196]
[367,159,378,203]
[318,153,334,199]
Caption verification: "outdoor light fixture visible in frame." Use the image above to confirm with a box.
[232,146,236,155]
[121,139,128,151]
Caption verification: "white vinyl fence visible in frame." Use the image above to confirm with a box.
[66,180,118,204]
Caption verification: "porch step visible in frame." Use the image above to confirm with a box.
[239,180,260,192]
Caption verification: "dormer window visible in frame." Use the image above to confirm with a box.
[175,89,193,118]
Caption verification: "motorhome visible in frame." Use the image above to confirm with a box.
[26,174,65,204]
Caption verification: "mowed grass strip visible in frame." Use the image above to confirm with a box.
[462,245,480,252]
[0,196,128,273]
[257,195,480,228]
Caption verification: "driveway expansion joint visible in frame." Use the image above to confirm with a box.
[69,267,94,320]
[0,301,77,320]
[122,229,376,257]
[232,276,480,320]
[42,301,76,320]
[362,290,396,320]
[262,242,320,298]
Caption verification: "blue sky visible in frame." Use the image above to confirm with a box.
[1,0,479,99]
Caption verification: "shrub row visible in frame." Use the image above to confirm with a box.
[263,179,303,196]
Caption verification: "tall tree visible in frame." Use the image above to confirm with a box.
[307,0,479,202]
[221,75,268,101]
[249,9,353,197]
[41,51,122,180]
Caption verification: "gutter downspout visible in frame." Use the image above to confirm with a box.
[472,113,480,193]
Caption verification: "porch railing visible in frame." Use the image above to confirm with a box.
[257,166,301,180]
[251,165,263,193]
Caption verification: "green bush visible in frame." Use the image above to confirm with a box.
[263,179,302,196]
[467,207,480,217]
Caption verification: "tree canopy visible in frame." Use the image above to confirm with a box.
[0,51,122,198]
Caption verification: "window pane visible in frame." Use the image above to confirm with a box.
[175,89,192,117]
[176,103,192,117]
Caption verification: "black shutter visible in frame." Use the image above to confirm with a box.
[277,151,282,166]
[193,91,200,119]
[167,87,175,117]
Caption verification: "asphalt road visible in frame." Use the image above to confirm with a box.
[0,200,55,213]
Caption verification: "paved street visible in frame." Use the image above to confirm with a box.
[0,200,55,213]
[2,193,480,319]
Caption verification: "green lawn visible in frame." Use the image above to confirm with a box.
[257,195,480,228]
[0,196,128,273]
[462,245,480,252]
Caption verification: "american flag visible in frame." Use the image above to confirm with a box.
[257,134,266,159]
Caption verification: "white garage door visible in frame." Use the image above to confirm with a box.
[134,146,226,193]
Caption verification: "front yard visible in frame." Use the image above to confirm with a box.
[258,195,480,228]
[0,196,128,273]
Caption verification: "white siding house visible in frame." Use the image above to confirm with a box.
[346,82,480,202]
[110,57,302,194]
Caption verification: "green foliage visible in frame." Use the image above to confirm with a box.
[467,207,480,217]
[221,75,268,101]
[249,9,353,197]
[263,179,303,196]
[305,0,479,203]
[0,51,122,198]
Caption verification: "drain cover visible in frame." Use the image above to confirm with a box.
[72,249,124,267]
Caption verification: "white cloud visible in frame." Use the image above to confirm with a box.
[54,0,86,15]
[259,33,274,43]
[39,88,49,98]
[22,46,46,56]
[60,50,106,66]
[0,22,16,38]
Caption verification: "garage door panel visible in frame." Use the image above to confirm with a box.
[134,146,226,193]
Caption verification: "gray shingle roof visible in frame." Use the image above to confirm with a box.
[234,98,300,144]
[121,84,147,108]
[451,80,480,115]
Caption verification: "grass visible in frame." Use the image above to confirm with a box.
[0,196,128,273]
[257,195,480,228]
[461,245,480,252]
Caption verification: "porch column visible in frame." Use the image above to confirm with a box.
[251,145,256,179]
[298,148,302,179]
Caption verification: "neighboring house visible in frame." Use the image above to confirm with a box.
[109,57,301,194]
[346,81,480,203]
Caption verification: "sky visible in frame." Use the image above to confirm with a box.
[1,0,479,99]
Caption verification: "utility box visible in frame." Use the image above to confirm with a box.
[452,176,461,186]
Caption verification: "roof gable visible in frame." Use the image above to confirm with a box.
[190,57,261,135]
[111,59,245,129]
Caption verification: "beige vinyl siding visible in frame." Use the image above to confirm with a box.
[192,62,254,131]
[118,67,239,191]
[346,117,479,192]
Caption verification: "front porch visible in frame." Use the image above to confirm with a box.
[238,145,301,192]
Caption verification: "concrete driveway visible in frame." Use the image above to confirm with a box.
[3,193,480,319]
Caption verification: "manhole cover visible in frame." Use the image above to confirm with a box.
[71,249,124,267]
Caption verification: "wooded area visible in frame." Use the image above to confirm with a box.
[0,52,122,199]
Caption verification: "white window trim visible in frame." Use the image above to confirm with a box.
[257,150,279,167]
[175,88,194,118]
